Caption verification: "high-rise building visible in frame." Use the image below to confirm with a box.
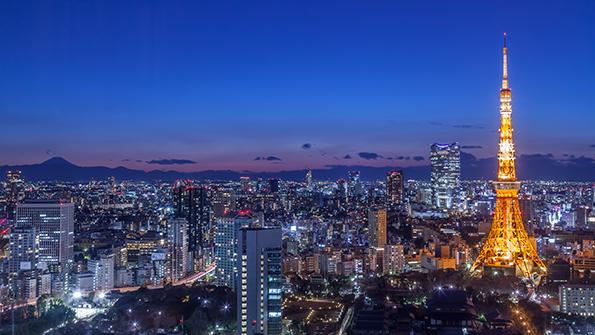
[4,170,24,221]
[386,170,404,205]
[430,143,460,209]
[8,225,36,275]
[559,284,595,316]
[471,34,546,284]
[305,170,313,190]
[167,218,188,283]
[368,208,387,248]
[88,253,115,291]
[383,244,405,275]
[172,181,211,253]
[237,227,282,335]
[15,200,74,271]
[348,171,362,197]
[214,210,253,288]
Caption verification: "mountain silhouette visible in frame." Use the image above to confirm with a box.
[0,154,593,182]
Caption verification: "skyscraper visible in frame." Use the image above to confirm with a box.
[368,207,387,248]
[305,170,313,190]
[172,181,211,254]
[237,227,282,335]
[214,210,253,288]
[4,170,24,221]
[430,143,460,209]
[15,200,74,271]
[386,170,404,205]
[348,171,362,197]
[167,218,188,283]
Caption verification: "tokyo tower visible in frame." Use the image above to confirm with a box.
[470,34,547,285]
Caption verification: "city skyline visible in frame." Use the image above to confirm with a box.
[1,1,594,172]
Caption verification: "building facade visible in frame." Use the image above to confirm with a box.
[430,143,460,209]
[237,227,282,335]
[368,208,387,248]
[386,170,404,205]
[559,284,595,316]
[214,211,253,288]
[15,200,74,271]
[166,218,188,283]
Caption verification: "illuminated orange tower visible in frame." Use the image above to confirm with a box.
[471,34,547,285]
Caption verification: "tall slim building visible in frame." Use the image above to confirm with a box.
[430,143,460,209]
[4,170,24,221]
[172,181,211,253]
[471,34,546,284]
[368,208,387,248]
[348,171,362,197]
[15,200,74,271]
[167,218,188,283]
[386,170,404,205]
[237,227,282,335]
[214,210,253,288]
[305,170,313,190]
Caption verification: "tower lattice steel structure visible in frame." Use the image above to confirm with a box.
[470,34,547,285]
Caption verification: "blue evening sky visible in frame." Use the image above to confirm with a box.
[1,1,593,171]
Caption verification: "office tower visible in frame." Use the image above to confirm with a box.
[4,170,24,221]
[383,244,405,275]
[471,34,546,284]
[559,284,595,316]
[172,181,211,253]
[305,170,313,190]
[368,208,387,248]
[88,253,115,291]
[386,170,404,205]
[348,171,362,197]
[214,210,253,288]
[15,200,74,271]
[268,178,279,193]
[166,218,188,283]
[8,225,36,275]
[237,227,282,335]
[430,143,460,209]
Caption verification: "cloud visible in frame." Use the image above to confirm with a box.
[343,154,352,159]
[358,152,383,160]
[590,144,595,148]
[413,156,425,161]
[146,159,197,165]
[254,156,282,161]
[452,124,485,129]
[302,143,312,150]
[461,145,483,149]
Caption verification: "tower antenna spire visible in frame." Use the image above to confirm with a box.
[502,32,508,89]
